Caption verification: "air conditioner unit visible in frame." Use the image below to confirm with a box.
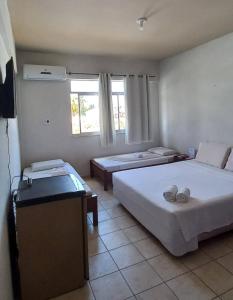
[23,64,67,81]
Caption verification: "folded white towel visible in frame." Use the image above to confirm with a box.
[176,187,190,203]
[163,185,178,202]
[50,169,68,177]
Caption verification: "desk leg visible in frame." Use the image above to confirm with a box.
[104,171,108,191]
[92,197,98,226]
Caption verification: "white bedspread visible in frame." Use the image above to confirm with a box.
[111,152,161,162]
[113,160,233,254]
[23,163,92,196]
[94,153,175,172]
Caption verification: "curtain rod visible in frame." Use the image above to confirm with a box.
[66,71,157,77]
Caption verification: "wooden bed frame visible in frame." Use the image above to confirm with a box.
[86,194,98,226]
[90,159,113,191]
[90,155,188,191]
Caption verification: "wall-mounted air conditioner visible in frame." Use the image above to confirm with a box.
[23,64,67,81]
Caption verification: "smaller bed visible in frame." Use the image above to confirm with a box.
[24,162,92,195]
[90,147,179,190]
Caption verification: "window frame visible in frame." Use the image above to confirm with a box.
[70,77,100,136]
[70,91,100,136]
[70,78,126,136]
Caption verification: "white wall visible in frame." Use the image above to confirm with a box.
[0,1,21,299]
[17,51,160,176]
[159,32,233,153]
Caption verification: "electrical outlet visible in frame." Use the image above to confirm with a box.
[43,119,51,125]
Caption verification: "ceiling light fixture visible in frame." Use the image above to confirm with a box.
[136,17,147,31]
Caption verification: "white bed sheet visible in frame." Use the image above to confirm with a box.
[23,162,92,196]
[94,152,175,172]
[113,160,233,255]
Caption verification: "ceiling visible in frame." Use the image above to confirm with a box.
[8,0,233,60]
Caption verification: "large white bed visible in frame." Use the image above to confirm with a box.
[113,159,233,256]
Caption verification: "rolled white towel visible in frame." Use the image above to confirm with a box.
[163,185,178,202]
[176,187,190,203]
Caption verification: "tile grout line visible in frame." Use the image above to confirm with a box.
[118,269,137,299]
[102,238,136,299]
[99,232,151,251]
[136,257,181,300]
[178,269,218,298]
[88,227,153,255]
[89,237,186,299]
[187,262,222,297]
[88,241,233,299]
[95,222,142,237]
[87,281,97,300]
[99,213,156,299]
[186,250,233,297]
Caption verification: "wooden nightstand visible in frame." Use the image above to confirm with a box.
[174,154,192,162]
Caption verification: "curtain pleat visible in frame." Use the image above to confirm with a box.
[99,73,116,146]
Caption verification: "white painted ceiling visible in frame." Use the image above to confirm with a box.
[8,0,233,60]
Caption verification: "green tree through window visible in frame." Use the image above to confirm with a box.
[70,79,125,134]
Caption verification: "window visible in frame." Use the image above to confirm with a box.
[70,78,126,135]
[112,80,126,131]
[70,79,100,134]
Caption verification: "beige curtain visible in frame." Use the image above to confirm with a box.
[125,75,153,144]
[99,73,116,146]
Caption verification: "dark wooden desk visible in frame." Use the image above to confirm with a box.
[16,175,88,300]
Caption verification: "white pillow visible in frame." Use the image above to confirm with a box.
[225,149,233,171]
[148,147,177,156]
[31,159,65,172]
[195,142,230,168]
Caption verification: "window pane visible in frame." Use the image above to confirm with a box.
[79,95,100,132]
[70,94,80,134]
[119,95,126,130]
[71,80,99,93]
[112,80,124,93]
[112,95,119,130]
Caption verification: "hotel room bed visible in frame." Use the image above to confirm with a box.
[23,162,99,225]
[24,162,92,196]
[90,150,177,190]
[113,159,233,256]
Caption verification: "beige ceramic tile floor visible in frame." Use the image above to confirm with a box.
[52,178,233,300]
